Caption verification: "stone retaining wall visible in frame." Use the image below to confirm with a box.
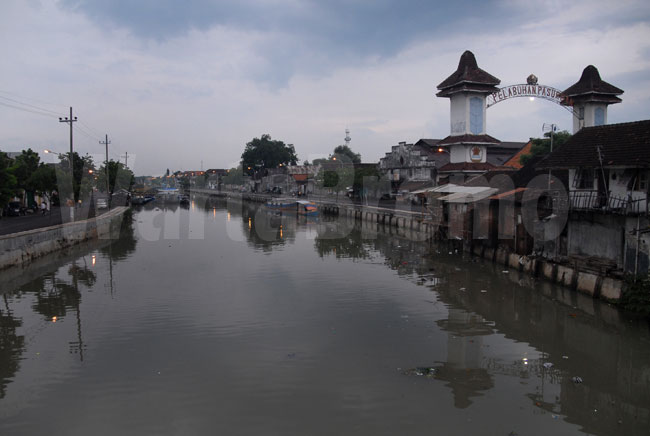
[0,207,128,270]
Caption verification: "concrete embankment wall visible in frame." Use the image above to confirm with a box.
[0,207,128,271]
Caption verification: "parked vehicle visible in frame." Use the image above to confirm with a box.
[3,201,24,217]
[96,198,109,209]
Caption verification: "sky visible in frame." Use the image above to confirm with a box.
[1,0,649,176]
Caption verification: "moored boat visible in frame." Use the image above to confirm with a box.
[296,200,318,216]
[265,197,298,211]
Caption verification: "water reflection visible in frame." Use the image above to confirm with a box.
[0,203,648,435]
[434,308,495,409]
[0,295,23,399]
[314,218,650,433]
[0,209,138,397]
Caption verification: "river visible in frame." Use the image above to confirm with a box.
[1,196,649,435]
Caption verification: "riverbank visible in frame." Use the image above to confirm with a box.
[0,206,128,270]
[190,188,625,302]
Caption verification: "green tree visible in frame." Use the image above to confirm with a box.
[333,145,361,164]
[96,160,134,194]
[520,130,571,165]
[10,148,40,192]
[28,163,58,200]
[222,166,244,186]
[241,134,298,174]
[0,151,17,210]
[56,152,95,202]
[316,164,354,193]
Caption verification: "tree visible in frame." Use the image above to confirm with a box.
[10,149,40,192]
[96,160,134,194]
[28,164,57,200]
[520,130,571,165]
[222,166,244,186]
[333,145,361,164]
[56,152,95,202]
[0,151,17,210]
[241,134,298,174]
[316,164,354,193]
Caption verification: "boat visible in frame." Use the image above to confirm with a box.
[157,187,179,196]
[179,195,190,206]
[296,200,319,216]
[265,197,298,211]
[131,195,146,205]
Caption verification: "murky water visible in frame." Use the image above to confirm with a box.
[1,196,649,436]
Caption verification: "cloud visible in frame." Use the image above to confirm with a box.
[1,0,649,175]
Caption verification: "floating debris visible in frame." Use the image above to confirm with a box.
[562,355,569,359]
[543,362,554,369]
[403,367,437,378]
[459,287,467,291]
[502,270,509,274]
[480,289,487,293]
[571,376,583,384]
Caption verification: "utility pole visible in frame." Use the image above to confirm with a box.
[59,107,78,175]
[122,152,128,169]
[59,107,77,220]
[542,123,557,190]
[100,134,111,206]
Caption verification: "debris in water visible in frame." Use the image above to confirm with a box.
[459,287,466,291]
[543,362,553,369]
[571,376,583,384]
[403,367,437,378]
[562,355,569,359]
[502,270,509,274]
[480,289,487,293]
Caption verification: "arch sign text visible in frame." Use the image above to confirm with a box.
[486,84,566,107]
[485,74,569,108]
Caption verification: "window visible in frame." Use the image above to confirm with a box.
[594,107,605,126]
[469,97,483,135]
[573,169,595,189]
[628,170,649,191]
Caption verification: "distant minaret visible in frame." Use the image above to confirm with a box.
[562,65,623,133]
[344,128,351,147]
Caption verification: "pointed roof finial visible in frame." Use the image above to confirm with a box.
[563,65,623,104]
[437,50,500,97]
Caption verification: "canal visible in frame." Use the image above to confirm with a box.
[1,196,649,435]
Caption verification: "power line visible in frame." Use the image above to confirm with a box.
[0,90,68,111]
[0,100,61,118]
[0,94,66,117]
[79,120,105,138]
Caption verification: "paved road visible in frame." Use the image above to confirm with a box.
[0,208,63,236]
[0,206,111,236]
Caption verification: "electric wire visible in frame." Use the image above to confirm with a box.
[0,94,66,117]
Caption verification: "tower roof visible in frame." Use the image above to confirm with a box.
[562,65,623,104]
[437,51,501,97]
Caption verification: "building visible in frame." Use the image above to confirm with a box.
[538,119,650,274]
[379,140,446,193]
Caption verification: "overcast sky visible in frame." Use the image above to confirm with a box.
[1,0,649,175]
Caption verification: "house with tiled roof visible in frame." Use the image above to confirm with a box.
[536,119,650,274]
[539,119,650,214]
